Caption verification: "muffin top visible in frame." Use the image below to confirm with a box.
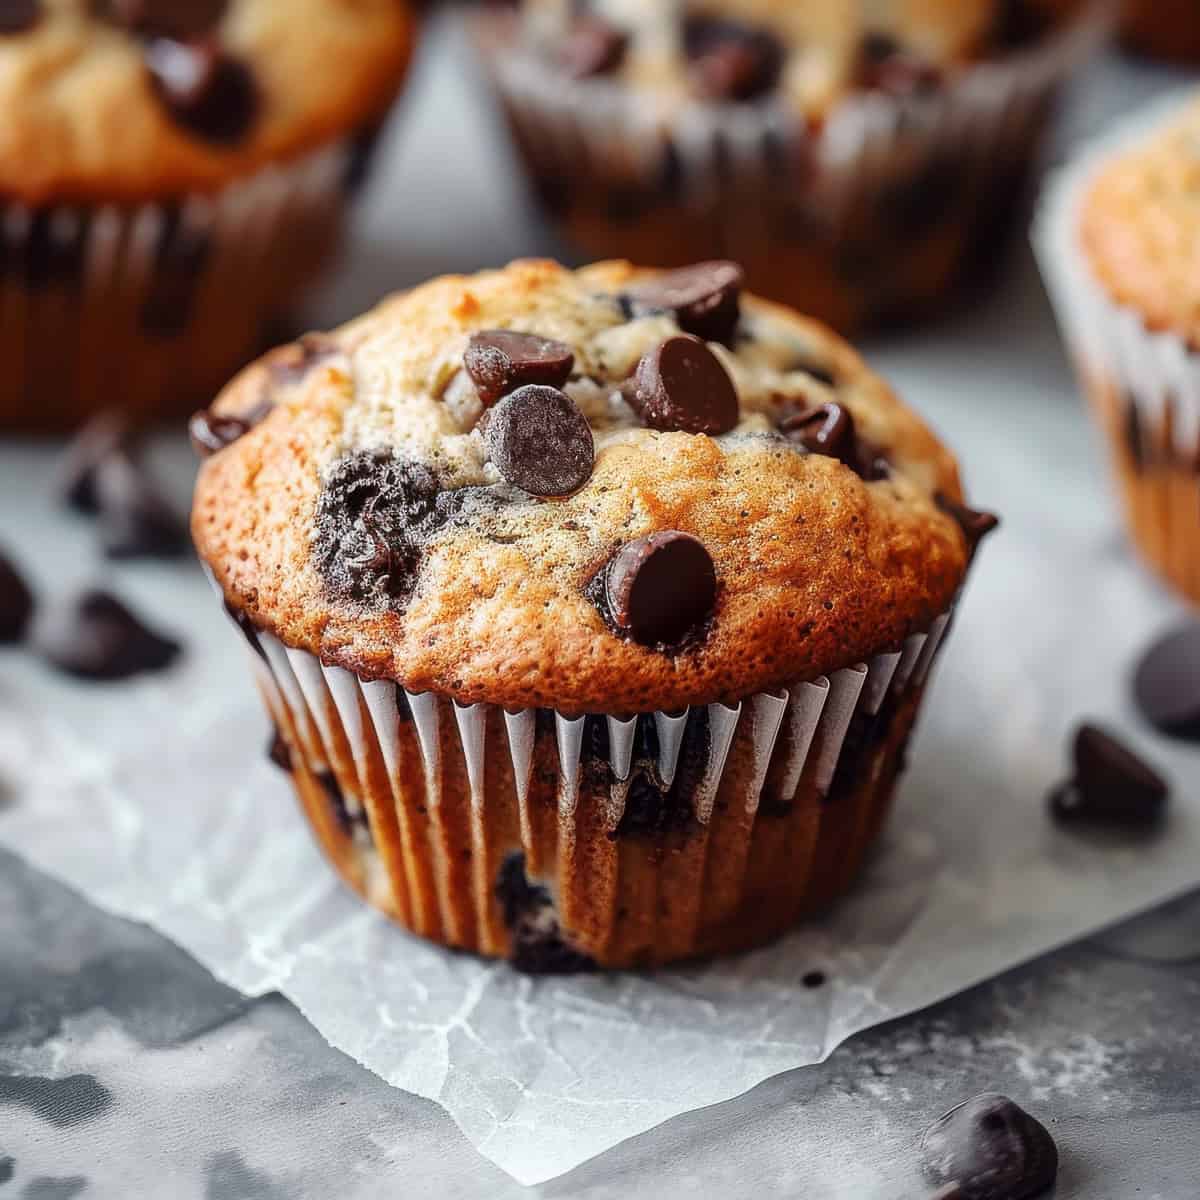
[192,258,982,715]
[0,0,415,204]
[500,0,1078,120]
[1080,93,1200,348]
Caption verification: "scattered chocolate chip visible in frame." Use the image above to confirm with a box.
[1049,723,1169,828]
[683,17,784,102]
[0,0,39,34]
[464,330,575,406]
[1132,626,1200,741]
[602,531,717,646]
[495,852,594,974]
[484,384,594,497]
[57,412,132,514]
[102,0,227,38]
[269,333,339,387]
[92,453,189,560]
[858,31,942,95]
[630,335,739,436]
[936,493,999,552]
[623,261,744,344]
[921,1094,1057,1200]
[559,12,628,78]
[35,590,181,681]
[0,548,34,643]
[268,726,291,771]
[780,402,855,464]
[145,38,258,145]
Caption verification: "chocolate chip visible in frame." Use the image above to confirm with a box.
[0,0,39,34]
[35,590,181,681]
[603,531,716,646]
[0,548,34,644]
[1133,626,1200,739]
[464,330,575,406]
[558,13,628,78]
[495,852,594,975]
[630,335,738,436]
[802,970,826,989]
[102,0,227,38]
[484,385,594,497]
[780,402,855,464]
[623,261,744,344]
[57,412,132,514]
[1049,724,1169,828]
[92,453,189,560]
[921,1094,1057,1200]
[190,395,272,457]
[268,726,291,772]
[145,38,258,145]
[683,17,784,101]
[858,32,942,95]
[936,493,1000,553]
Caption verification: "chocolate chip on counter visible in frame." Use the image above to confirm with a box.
[0,548,34,644]
[484,384,594,497]
[857,31,942,95]
[630,335,739,436]
[92,453,189,560]
[0,0,40,34]
[34,590,181,681]
[623,261,744,344]
[921,1093,1058,1200]
[1049,723,1169,829]
[268,726,292,772]
[57,412,132,514]
[603,531,717,646]
[464,330,575,406]
[936,493,1000,552]
[559,13,628,78]
[683,17,784,101]
[780,402,856,464]
[1132,625,1200,741]
[102,0,227,38]
[145,38,258,145]
[189,396,272,457]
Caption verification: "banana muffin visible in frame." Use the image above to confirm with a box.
[476,0,1108,333]
[191,257,995,970]
[0,0,415,431]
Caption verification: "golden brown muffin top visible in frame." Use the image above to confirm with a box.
[504,0,1079,120]
[0,0,415,204]
[1080,93,1200,348]
[191,258,980,715]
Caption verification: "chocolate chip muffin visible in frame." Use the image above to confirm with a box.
[476,0,1109,333]
[1036,92,1200,606]
[192,258,994,970]
[1120,1,1200,64]
[0,0,415,431]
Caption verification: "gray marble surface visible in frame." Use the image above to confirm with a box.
[3,11,1200,1197]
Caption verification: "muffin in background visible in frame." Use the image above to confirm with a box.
[191,257,994,970]
[0,0,416,432]
[475,0,1111,334]
[1120,0,1200,63]
[1036,92,1200,605]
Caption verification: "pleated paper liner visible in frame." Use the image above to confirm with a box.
[475,0,1112,333]
[219,597,953,970]
[0,141,351,433]
[1033,89,1200,606]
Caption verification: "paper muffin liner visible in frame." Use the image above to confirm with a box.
[476,1,1112,333]
[1033,89,1200,605]
[0,139,357,433]
[213,586,954,970]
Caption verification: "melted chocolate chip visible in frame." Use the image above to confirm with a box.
[858,32,942,95]
[1133,625,1200,741]
[683,16,784,101]
[601,531,716,647]
[559,12,628,78]
[484,384,594,497]
[780,402,855,464]
[145,38,258,145]
[921,1094,1057,1200]
[268,726,291,772]
[189,397,272,457]
[1049,724,1169,829]
[630,335,739,436]
[0,0,39,35]
[464,330,575,406]
[35,590,181,681]
[623,261,744,344]
[0,547,34,643]
[936,493,1000,553]
[102,0,227,38]
[92,452,189,560]
[57,412,132,513]
[495,852,594,975]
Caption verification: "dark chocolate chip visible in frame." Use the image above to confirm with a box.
[145,38,258,145]
[102,0,227,38]
[1049,723,1169,828]
[484,384,594,497]
[34,590,181,681]
[858,31,942,95]
[936,493,1000,552]
[780,402,855,464]
[57,412,132,514]
[92,453,189,560]
[623,261,744,344]
[921,1093,1057,1200]
[495,852,594,975]
[603,530,717,646]
[189,395,272,457]
[0,547,34,643]
[683,17,784,101]
[0,0,39,34]
[1133,625,1200,741]
[558,13,628,78]
[267,727,291,772]
[630,335,739,436]
[464,330,575,406]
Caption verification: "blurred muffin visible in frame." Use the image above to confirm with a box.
[191,257,994,970]
[1036,92,1200,604]
[1120,0,1200,63]
[0,0,416,432]
[476,0,1110,334]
